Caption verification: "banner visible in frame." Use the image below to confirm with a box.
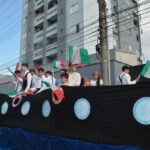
[0,84,150,149]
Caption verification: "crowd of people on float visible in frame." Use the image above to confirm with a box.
[11,63,104,94]
[11,63,139,94]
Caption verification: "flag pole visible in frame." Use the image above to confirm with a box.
[7,68,19,81]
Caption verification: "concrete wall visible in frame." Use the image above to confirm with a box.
[0,75,15,94]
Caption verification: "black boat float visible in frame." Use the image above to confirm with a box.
[0,84,150,149]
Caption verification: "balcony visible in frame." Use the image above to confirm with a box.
[34,0,44,10]
[34,14,44,26]
[47,5,57,20]
[34,30,44,43]
[46,23,57,37]
[45,43,57,57]
[33,49,43,60]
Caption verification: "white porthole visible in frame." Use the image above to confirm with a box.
[1,102,9,115]
[21,101,30,116]
[74,98,91,120]
[133,97,150,125]
[42,100,51,118]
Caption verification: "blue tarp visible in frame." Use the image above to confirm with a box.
[0,128,142,150]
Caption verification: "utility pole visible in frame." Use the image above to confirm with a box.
[97,0,110,85]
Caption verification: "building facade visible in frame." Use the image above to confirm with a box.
[20,0,142,84]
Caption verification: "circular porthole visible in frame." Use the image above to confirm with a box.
[21,101,30,116]
[42,100,51,118]
[74,98,91,120]
[133,97,150,125]
[1,102,9,115]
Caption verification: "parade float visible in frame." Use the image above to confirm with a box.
[0,64,150,150]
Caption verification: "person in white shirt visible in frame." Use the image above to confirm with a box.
[30,69,38,89]
[11,70,23,92]
[21,63,32,92]
[28,68,47,93]
[68,64,81,86]
[90,71,103,86]
[116,66,140,85]
[45,71,56,85]
[59,73,70,86]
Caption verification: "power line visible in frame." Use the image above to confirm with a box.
[0,0,149,72]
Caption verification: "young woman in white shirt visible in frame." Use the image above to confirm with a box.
[90,71,103,86]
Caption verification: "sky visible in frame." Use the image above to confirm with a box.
[0,0,150,74]
[0,0,22,74]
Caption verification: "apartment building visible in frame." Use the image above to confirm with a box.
[20,0,142,84]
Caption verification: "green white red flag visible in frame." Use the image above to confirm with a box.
[52,61,67,69]
[140,61,150,78]
[15,62,22,71]
[68,45,91,65]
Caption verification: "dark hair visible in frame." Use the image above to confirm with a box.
[60,69,67,74]
[80,78,84,87]
[38,68,44,72]
[45,71,52,75]
[96,75,100,86]
[14,70,21,74]
[60,73,68,79]
[21,63,28,68]
[122,66,129,71]
[29,69,36,73]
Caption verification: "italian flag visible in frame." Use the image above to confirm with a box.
[68,45,91,65]
[52,61,67,69]
[140,61,150,78]
[15,62,22,71]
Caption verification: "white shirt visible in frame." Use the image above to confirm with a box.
[13,77,23,92]
[24,70,32,92]
[37,75,52,93]
[31,74,38,89]
[31,75,44,92]
[46,75,56,85]
[116,72,136,85]
[90,79,103,86]
[68,72,81,86]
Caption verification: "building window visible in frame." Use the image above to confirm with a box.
[70,24,80,35]
[34,41,44,50]
[48,0,57,9]
[35,6,44,17]
[46,36,57,45]
[34,59,43,66]
[70,3,79,14]
[35,23,43,33]
[47,15,57,27]
[47,55,57,63]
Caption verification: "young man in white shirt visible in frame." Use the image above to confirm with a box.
[68,64,81,86]
[116,66,140,85]
[28,68,47,93]
[59,73,70,86]
[11,70,23,92]
[45,71,56,85]
[30,69,38,90]
[21,63,32,92]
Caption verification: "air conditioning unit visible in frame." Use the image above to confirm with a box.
[138,56,143,61]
